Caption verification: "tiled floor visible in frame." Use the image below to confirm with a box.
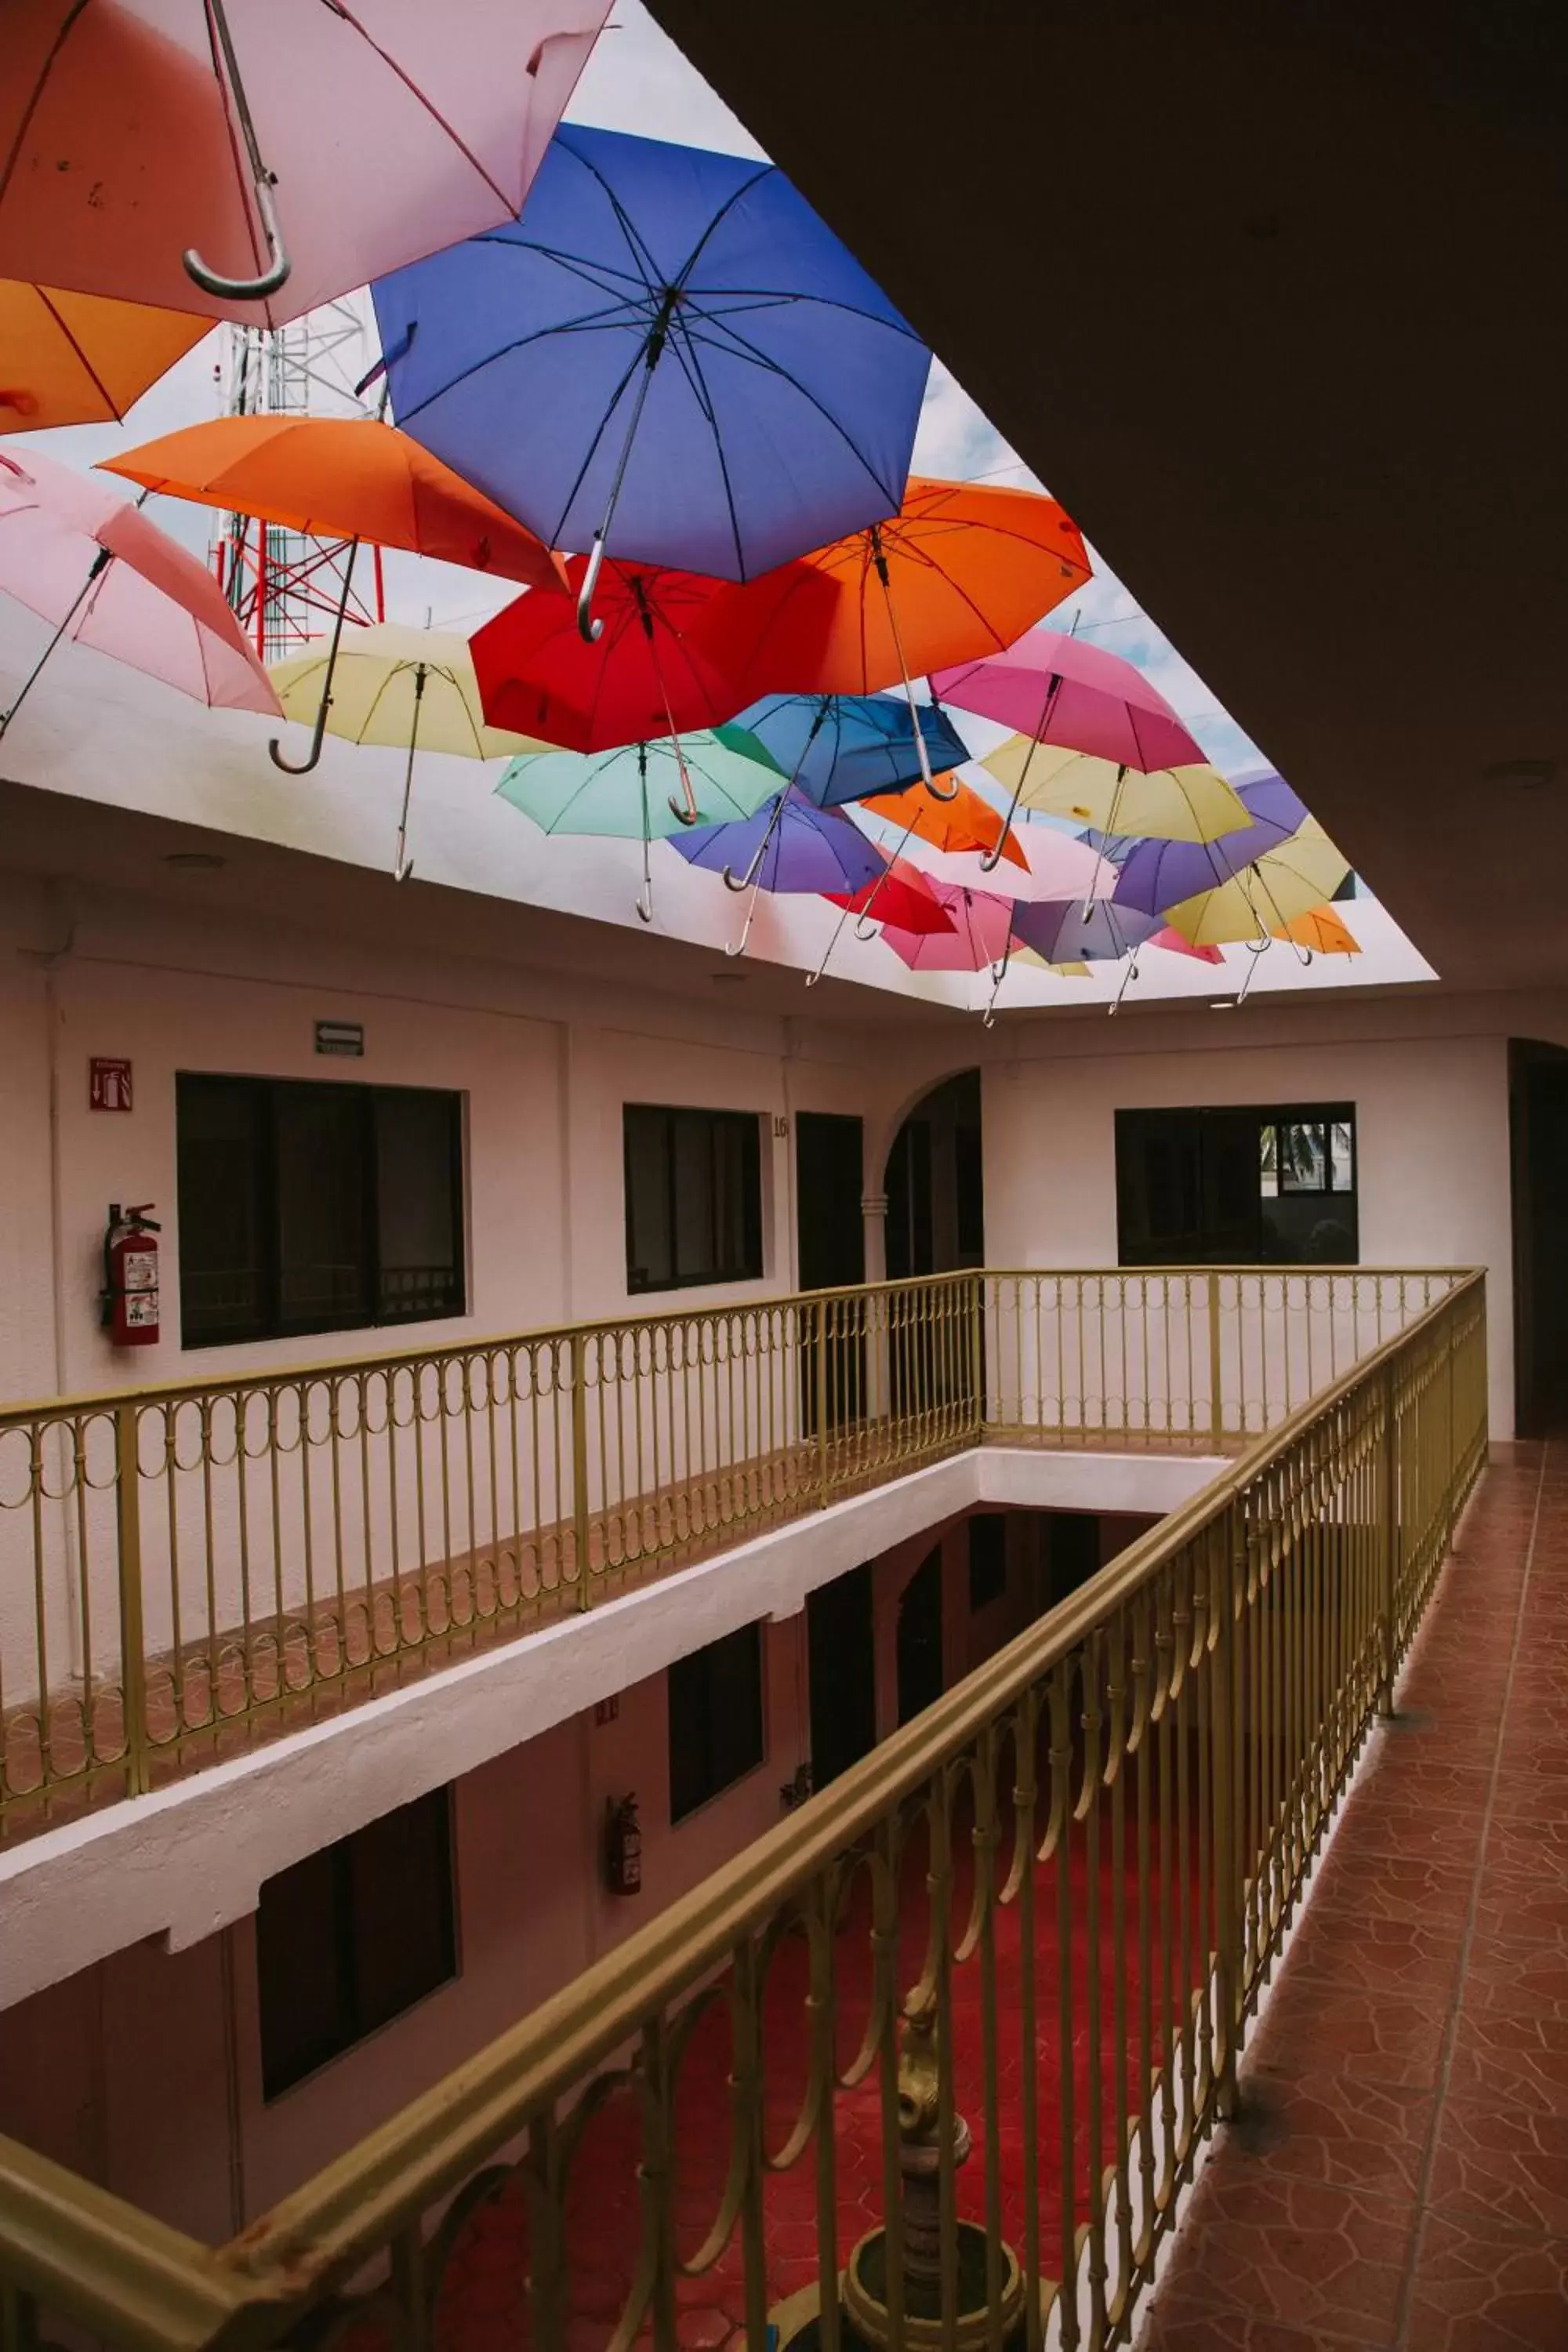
[1138,1439,1568,2352]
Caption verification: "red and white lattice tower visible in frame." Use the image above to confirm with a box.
[210,294,386,664]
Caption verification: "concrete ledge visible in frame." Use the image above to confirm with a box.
[0,1447,1218,2010]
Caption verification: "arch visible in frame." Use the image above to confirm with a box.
[880,1068,984,1283]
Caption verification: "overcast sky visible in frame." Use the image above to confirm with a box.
[13,1,1261,773]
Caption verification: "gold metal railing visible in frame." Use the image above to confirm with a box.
[0,1270,1486,2352]
[0,1267,1461,1838]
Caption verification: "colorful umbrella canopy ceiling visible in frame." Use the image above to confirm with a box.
[1160,819,1352,946]
[902,821,1117,904]
[931,628,1203,771]
[980,737,1247,843]
[720,692,970,808]
[0,445,278,728]
[1276,906,1359,956]
[824,859,955,937]
[858,776,1029,869]
[0,0,610,326]
[672,787,885,897]
[1112,774,1311,915]
[0,279,210,431]
[881,884,1016,975]
[1011,898,1162,964]
[372,121,930,626]
[470,555,837,776]
[101,416,566,591]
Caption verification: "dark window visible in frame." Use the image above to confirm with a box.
[1116,1105,1357,1266]
[667,1623,766,1822]
[256,1788,456,2099]
[967,1514,1007,1611]
[624,1105,763,1293]
[176,1074,464,1346]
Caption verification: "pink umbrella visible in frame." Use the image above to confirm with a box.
[930,628,1204,870]
[1150,927,1225,964]
[0,1,610,325]
[0,447,279,735]
[882,884,1016,975]
[899,819,1116,903]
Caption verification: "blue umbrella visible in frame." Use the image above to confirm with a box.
[670,785,884,957]
[723,692,970,809]
[1113,775,1309,917]
[371,124,931,641]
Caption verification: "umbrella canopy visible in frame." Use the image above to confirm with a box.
[672,787,885,897]
[1161,820,1352,946]
[372,122,929,615]
[931,629,1203,771]
[270,624,546,760]
[0,445,277,725]
[823,858,955,937]
[720,692,969,808]
[858,776,1029,869]
[981,737,1247,843]
[0,0,610,325]
[1113,774,1312,915]
[102,416,565,590]
[1011,898,1161,963]
[1149,928,1225,964]
[902,821,1116,905]
[1276,906,1359,955]
[0,279,210,432]
[881,884,1016,975]
[497,734,779,838]
[706,478,1091,704]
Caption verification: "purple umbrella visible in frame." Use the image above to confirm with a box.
[1113,774,1309,916]
[671,785,885,956]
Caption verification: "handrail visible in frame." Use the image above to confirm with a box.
[0,1269,1489,2352]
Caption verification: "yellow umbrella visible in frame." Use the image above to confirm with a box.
[980,735,1247,844]
[270,623,555,881]
[1162,818,1351,947]
[0,280,210,432]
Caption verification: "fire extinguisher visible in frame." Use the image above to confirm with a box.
[604,1792,642,1896]
[101,1203,161,1348]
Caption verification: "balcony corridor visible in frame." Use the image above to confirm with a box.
[1140,1439,1568,2352]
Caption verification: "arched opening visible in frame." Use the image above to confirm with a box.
[884,1069,983,1280]
[896,1544,945,1725]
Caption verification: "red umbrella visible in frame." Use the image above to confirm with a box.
[823,858,956,936]
[470,553,835,822]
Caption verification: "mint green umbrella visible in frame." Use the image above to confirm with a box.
[496,732,783,921]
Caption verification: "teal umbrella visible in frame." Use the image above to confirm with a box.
[496,731,783,921]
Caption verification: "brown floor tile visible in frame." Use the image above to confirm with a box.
[1229,2069,1435,2202]
[1450,2010,1568,2116]
[1308,1847,1475,1929]
[1460,1933,1568,2023]
[1427,2099,1568,2239]
[1485,1813,1568,1885]
[1280,1907,1465,2003]
[1138,2281,1372,2351]
[1247,1974,1448,2089]
[1403,2212,1568,2351]
[1328,1795,1490,1870]
[1475,1867,1568,1948]
[1141,2172,1413,2349]
[1341,1741,1494,1817]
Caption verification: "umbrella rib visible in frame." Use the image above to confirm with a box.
[677,312,919,503]
[555,143,680,301]
[309,2,522,216]
[662,317,747,579]
[390,300,651,423]
[688,283,928,338]
[36,289,123,419]
[0,0,90,205]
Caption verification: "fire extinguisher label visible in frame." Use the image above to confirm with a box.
[125,1294,158,1328]
[122,1250,158,1292]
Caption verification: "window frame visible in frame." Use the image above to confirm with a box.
[622,1102,764,1296]
[666,1621,768,1824]
[176,1071,466,1350]
[1116,1102,1358,1267]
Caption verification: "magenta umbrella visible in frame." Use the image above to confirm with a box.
[0,447,279,735]
[882,884,1016,976]
[929,627,1204,870]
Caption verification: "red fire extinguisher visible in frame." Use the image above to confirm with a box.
[102,1203,161,1348]
[604,1792,642,1896]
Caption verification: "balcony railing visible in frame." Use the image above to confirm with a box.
[0,1267,1486,2352]
[0,1267,1463,1840]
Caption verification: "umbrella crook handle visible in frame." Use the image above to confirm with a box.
[634,745,654,923]
[270,536,359,775]
[722,792,785,895]
[979,672,1060,873]
[726,869,764,960]
[982,944,1012,1029]
[183,0,292,303]
[851,806,917,943]
[1108,949,1141,1018]
[873,538,958,803]
[393,665,426,883]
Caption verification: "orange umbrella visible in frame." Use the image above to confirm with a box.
[103,413,566,775]
[1276,905,1359,955]
[706,477,1090,797]
[0,279,210,432]
[859,775,1029,869]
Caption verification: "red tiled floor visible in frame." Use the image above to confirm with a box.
[1138,1439,1568,2352]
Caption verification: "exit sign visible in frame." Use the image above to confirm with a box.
[314,1020,364,1058]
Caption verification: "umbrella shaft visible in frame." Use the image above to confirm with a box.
[0,550,111,736]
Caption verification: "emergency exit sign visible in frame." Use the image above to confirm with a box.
[314,1021,364,1058]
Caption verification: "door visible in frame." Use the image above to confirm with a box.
[1042,1512,1102,1610]
[897,1545,945,1725]
[807,1563,877,1787]
[796,1112,866,1436]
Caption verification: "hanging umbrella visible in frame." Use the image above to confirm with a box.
[881,884,1017,976]
[1113,775,1311,917]
[670,786,885,957]
[270,623,553,883]
[822,859,956,938]
[1000,896,1162,1020]
[1276,906,1359,955]
[720,693,969,809]
[701,477,1091,795]
[931,627,1207,869]
[1161,820,1352,1007]
[858,775,1029,869]
[1149,928,1225,964]
[470,554,835,822]
[979,739,1243,844]
[103,412,568,772]
[901,822,1116,904]
[0,445,277,734]
[495,734,781,922]
[0,279,210,431]
[372,122,930,640]
[0,1,610,325]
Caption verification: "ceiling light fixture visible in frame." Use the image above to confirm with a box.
[164,850,227,870]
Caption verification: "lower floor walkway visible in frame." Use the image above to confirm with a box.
[1141,1439,1568,2352]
